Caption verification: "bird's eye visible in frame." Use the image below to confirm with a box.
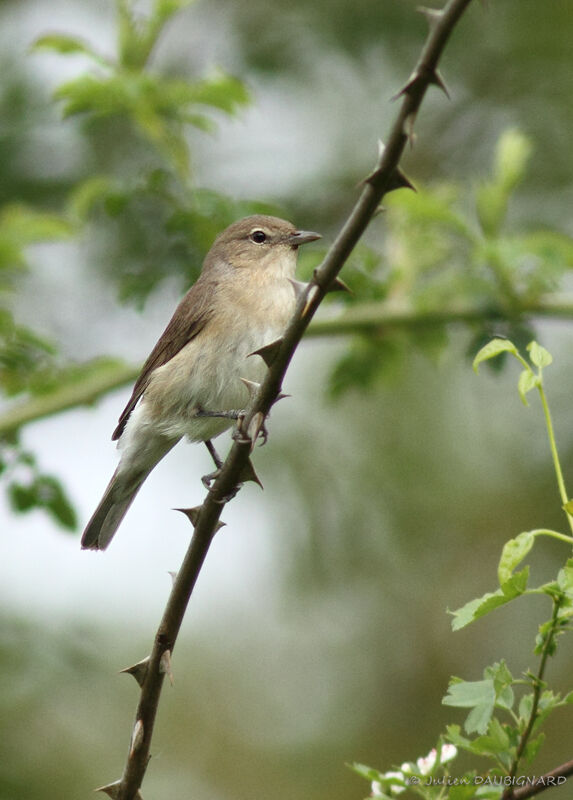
[250,230,267,244]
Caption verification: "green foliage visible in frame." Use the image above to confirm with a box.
[353,340,573,798]
[3,445,76,530]
[1,0,256,528]
[330,131,573,397]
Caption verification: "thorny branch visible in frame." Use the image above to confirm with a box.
[98,1,479,798]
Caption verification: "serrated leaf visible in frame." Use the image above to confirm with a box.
[442,679,496,735]
[450,569,529,631]
[517,369,538,405]
[498,531,535,585]
[527,341,552,368]
[473,338,517,373]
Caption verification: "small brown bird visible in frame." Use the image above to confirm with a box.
[81,215,321,550]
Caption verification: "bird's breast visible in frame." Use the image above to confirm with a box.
[141,276,296,441]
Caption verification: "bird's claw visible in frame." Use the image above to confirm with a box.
[233,411,268,451]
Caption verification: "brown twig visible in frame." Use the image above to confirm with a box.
[99,1,478,797]
[505,758,573,800]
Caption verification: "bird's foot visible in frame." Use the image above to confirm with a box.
[233,411,268,450]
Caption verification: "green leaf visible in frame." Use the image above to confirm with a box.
[557,559,573,593]
[470,718,510,755]
[517,369,538,405]
[31,34,109,64]
[498,531,535,585]
[450,569,528,630]
[33,476,77,530]
[449,782,480,800]
[518,693,533,721]
[523,732,545,764]
[473,338,517,373]
[442,679,496,734]
[526,341,552,369]
[0,204,73,244]
[445,724,472,749]
[495,128,533,193]
[348,762,384,782]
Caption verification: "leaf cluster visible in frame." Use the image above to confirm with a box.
[353,340,573,799]
[330,130,573,397]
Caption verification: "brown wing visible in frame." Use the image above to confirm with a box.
[112,279,215,441]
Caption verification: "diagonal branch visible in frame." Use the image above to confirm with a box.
[98,1,478,797]
[505,758,573,800]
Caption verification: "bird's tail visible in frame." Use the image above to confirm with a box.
[81,467,148,551]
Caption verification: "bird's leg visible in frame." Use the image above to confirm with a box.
[201,437,263,496]
[204,439,223,469]
[202,439,225,490]
[195,409,242,421]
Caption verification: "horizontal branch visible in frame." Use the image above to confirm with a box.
[3,292,573,438]
[310,292,573,336]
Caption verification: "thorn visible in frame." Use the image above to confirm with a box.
[240,377,261,399]
[95,782,144,799]
[288,278,311,301]
[327,276,352,295]
[129,719,144,758]
[247,411,266,451]
[95,780,121,798]
[119,657,150,688]
[174,505,201,527]
[387,166,416,193]
[275,391,291,402]
[366,141,416,190]
[417,6,444,29]
[168,570,178,585]
[175,506,226,532]
[430,68,450,98]
[160,650,174,686]
[250,338,283,368]
[301,284,319,317]
[392,72,421,101]
[238,457,263,489]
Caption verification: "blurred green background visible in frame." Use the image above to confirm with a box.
[1,0,573,798]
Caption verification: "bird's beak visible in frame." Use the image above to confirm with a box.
[287,230,322,247]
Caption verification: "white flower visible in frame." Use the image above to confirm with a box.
[440,744,458,763]
[371,781,384,797]
[385,772,406,795]
[417,748,437,775]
